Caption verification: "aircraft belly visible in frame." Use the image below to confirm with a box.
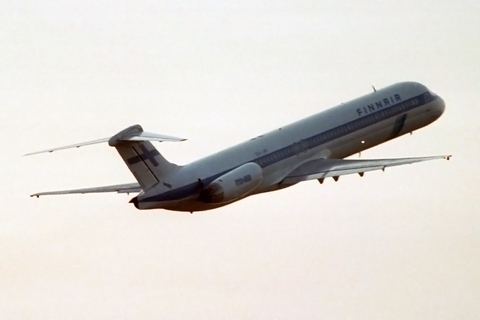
[136,197,228,212]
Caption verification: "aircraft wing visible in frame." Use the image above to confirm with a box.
[31,182,141,197]
[281,155,451,185]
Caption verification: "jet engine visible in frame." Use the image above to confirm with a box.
[199,162,263,203]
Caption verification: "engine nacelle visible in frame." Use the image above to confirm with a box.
[199,162,263,204]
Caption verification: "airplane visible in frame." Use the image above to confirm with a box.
[27,81,450,213]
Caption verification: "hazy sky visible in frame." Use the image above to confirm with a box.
[1,1,479,319]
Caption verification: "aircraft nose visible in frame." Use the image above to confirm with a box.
[429,94,445,120]
[435,96,446,116]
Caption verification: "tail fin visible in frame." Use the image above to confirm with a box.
[108,125,182,190]
[25,124,185,192]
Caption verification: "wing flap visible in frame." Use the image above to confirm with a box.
[282,155,451,184]
[31,182,141,197]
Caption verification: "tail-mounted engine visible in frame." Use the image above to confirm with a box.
[199,162,263,204]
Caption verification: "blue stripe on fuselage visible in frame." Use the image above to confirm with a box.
[142,92,434,203]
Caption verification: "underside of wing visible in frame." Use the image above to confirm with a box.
[281,155,451,185]
[30,182,141,197]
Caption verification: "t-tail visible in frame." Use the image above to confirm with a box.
[108,125,181,190]
[25,124,186,196]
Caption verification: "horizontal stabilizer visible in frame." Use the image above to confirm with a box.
[31,182,141,197]
[25,137,111,156]
[25,125,186,156]
[125,131,186,142]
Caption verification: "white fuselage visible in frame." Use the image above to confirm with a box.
[135,81,445,212]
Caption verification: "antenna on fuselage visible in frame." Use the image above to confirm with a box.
[372,85,376,92]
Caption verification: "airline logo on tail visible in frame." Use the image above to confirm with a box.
[127,144,161,167]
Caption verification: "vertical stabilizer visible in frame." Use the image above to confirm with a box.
[108,125,181,190]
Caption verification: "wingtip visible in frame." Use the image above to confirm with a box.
[23,150,54,157]
[24,151,40,157]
